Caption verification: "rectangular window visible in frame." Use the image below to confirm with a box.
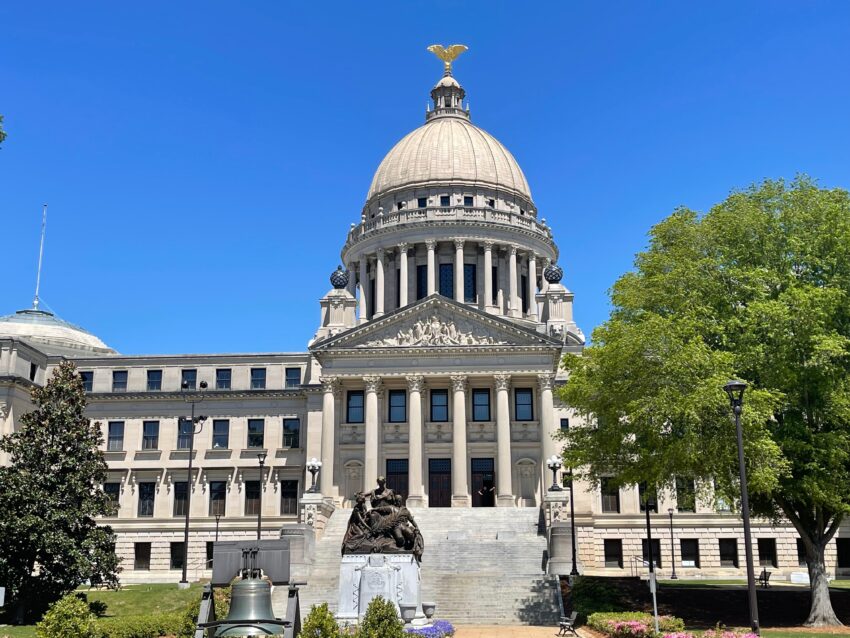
[245,480,260,515]
[463,195,474,207]
[560,418,570,431]
[181,369,197,390]
[396,268,401,307]
[440,195,450,207]
[439,263,454,298]
[142,421,159,450]
[416,265,428,300]
[642,538,662,568]
[173,481,188,516]
[209,480,227,516]
[836,538,850,569]
[80,371,94,392]
[285,367,301,388]
[347,391,364,423]
[112,370,128,392]
[247,419,265,449]
[681,539,701,568]
[134,542,151,570]
[472,389,491,421]
[514,388,534,421]
[797,538,808,567]
[103,482,120,514]
[283,418,300,448]
[177,419,192,450]
[107,421,124,451]
[250,368,266,390]
[215,368,231,390]
[206,541,215,568]
[138,482,155,517]
[417,197,427,209]
[30,362,38,382]
[639,482,658,513]
[676,477,696,512]
[369,277,375,317]
[719,539,739,567]
[281,480,299,515]
[146,370,162,391]
[758,538,777,568]
[430,389,449,422]
[604,539,623,568]
[388,390,407,423]
[601,478,620,513]
[170,542,185,570]
[520,274,528,313]
[463,264,476,302]
[491,266,498,305]
[212,419,229,449]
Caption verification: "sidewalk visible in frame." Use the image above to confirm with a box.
[454,626,594,638]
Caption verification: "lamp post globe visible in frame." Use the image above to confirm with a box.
[546,454,563,491]
[307,457,323,492]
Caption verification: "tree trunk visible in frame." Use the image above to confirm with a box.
[805,542,842,627]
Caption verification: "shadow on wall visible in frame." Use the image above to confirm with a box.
[516,575,561,625]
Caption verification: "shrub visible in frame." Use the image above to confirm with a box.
[404,619,455,638]
[357,597,404,638]
[569,577,626,620]
[36,594,97,638]
[95,612,183,638]
[176,586,231,637]
[300,602,341,638]
[587,612,685,637]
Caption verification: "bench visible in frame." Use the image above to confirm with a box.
[559,611,579,636]
[758,569,771,588]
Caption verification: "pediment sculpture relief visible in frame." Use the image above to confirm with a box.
[356,314,507,348]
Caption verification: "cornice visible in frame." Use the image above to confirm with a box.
[86,388,307,402]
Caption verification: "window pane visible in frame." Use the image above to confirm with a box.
[112,370,127,392]
[245,480,260,515]
[388,390,406,423]
[642,538,662,568]
[138,482,155,517]
[416,265,428,300]
[212,419,229,449]
[463,196,474,207]
[758,538,777,567]
[604,539,623,568]
[281,480,299,515]
[142,421,159,450]
[417,197,427,209]
[209,481,227,516]
[463,264,476,303]
[147,370,162,391]
[639,482,658,513]
[347,391,364,423]
[285,368,301,388]
[251,368,266,389]
[108,421,124,451]
[491,267,498,305]
[520,274,528,313]
[719,539,738,567]
[104,482,120,515]
[177,419,192,450]
[170,542,185,570]
[216,368,231,390]
[80,371,94,392]
[439,264,454,298]
[283,418,300,448]
[681,539,701,567]
[134,543,151,570]
[247,419,265,448]
[472,389,490,421]
[601,478,620,513]
[430,390,448,422]
[676,477,696,512]
[206,541,215,568]
[440,195,450,207]
[181,369,197,390]
[515,388,533,421]
[173,481,188,516]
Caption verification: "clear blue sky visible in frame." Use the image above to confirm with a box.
[3,2,849,354]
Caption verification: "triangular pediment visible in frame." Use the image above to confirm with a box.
[310,295,561,353]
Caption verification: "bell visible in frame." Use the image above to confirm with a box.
[216,577,285,637]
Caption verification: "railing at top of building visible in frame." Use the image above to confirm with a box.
[345,206,554,248]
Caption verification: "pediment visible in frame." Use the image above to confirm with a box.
[310,295,561,353]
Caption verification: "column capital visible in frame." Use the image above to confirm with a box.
[483,240,494,251]
[425,239,437,250]
[407,374,425,393]
[453,238,465,250]
[509,244,518,257]
[537,372,555,391]
[398,242,409,254]
[450,374,467,392]
[376,247,385,261]
[494,373,511,392]
[320,376,340,395]
[363,375,382,393]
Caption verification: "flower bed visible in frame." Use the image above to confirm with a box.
[404,620,455,638]
[587,612,685,637]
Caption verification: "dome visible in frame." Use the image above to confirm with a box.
[0,308,115,356]
[366,116,532,203]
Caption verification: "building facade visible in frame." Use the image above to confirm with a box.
[1,57,846,584]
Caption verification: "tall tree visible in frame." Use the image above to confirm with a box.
[559,177,850,626]
[0,360,120,623]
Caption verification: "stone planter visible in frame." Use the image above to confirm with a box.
[422,602,436,619]
[399,603,417,624]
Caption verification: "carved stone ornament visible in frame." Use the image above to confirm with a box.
[358,314,508,348]
[450,374,467,392]
[363,376,382,393]
[321,376,340,395]
[407,375,425,393]
[494,373,511,392]
[0,402,8,420]
[537,373,555,391]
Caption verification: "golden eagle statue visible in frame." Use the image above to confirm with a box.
[427,44,469,75]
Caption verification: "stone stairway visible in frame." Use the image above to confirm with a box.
[294,506,561,625]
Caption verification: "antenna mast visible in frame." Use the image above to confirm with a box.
[33,204,47,310]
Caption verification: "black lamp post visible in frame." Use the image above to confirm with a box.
[567,468,579,576]
[645,487,659,633]
[179,379,208,589]
[256,451,268,540]
[306,457,323,492]
[667,508,678,579]
[546,454,563,491]
[215,513,221,542]
[724,379,760,635]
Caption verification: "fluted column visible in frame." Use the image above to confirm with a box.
[494,373,514,506]
[538,373,556,492]
[527,253,538,320]
[358,259,368,323]
[406,375,425,507]
[374,249,385,318]
[508,245,520,317]
[454,238,465,303]
[363,376,382,491]
[398,243,409,308]
[320,376,339,497]
[484,241,496,314]
[426,239,436,295]
[451,374,470,506]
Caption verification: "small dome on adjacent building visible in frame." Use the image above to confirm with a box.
[0,308,115,356]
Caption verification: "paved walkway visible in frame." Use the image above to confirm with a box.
[454,626,591,638]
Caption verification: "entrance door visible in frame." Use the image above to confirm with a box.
[428,458,451,507]
[386,459,409,503]
[471,458,496,507]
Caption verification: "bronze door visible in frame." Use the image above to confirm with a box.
[471,458,495,507]
[428,458,451,507]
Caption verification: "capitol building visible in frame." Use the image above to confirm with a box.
[0,49,837,617]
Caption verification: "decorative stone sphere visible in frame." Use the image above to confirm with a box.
[330,266,349,290]
[543,263,563,284]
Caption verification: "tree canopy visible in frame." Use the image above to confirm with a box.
[559,177,850,626]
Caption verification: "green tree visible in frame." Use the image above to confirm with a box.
[0,360,120,623]
[558,177,850,627]
[299,602,342,638]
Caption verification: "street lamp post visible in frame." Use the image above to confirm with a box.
[179,380,208,589]
[546,455,563,491]
[667,508,678,579]
[724,379,760,635]
[215,513,221,542]
[567,468,579,576]
[256,452,267,540]
[306,457,323,492]
[645,488,660,634]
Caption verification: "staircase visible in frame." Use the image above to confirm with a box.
[294,507,561,625]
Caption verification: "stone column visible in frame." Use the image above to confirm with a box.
[320,376,338,498]
[527,253,538,320]
[374,249,385,318]
[541,257,551,293]
[494,373,514,507]
[346,262,357,297]
[358,259,368,323]
[406,375,425,507]
[398,243,409,308]
[454,238,465,303]
[426,239,436,295]
[451,374,470,506]
[363,376,382,491]
[484,241,496,314]
[538,373,557,492]
[508,245,520,317]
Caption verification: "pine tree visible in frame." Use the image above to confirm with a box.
[0,360,120,623]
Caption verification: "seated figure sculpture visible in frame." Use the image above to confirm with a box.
[341,477,424,562]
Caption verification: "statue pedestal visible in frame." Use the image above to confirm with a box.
[337,553,425,625]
